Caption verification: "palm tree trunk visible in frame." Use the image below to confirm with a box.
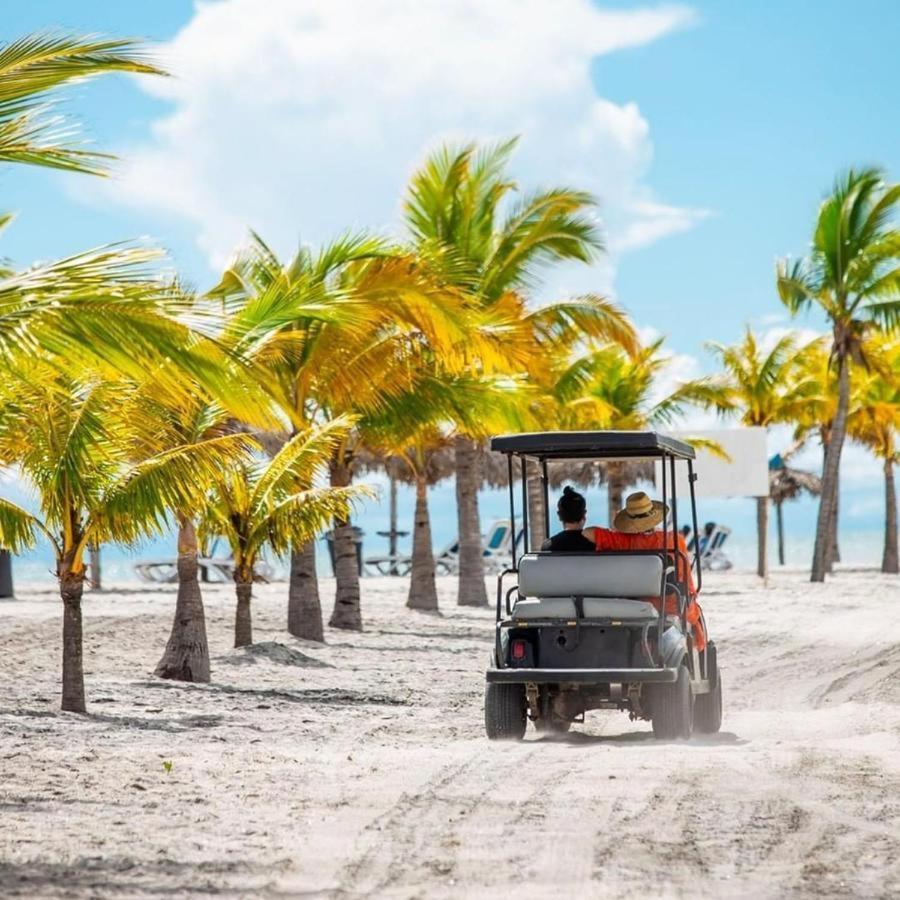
[288,542,323,640]
[234,574,253,648]
[526,463,545,552]
[883,458,898,574]
[59,560,86,713]
[328,455,362,630]
[775,499,786,566]
[607,462,625,528]
[88,542,101,590]
[155,517,210,682]
[756,495,768,578]
[455,435,487,606]
[826,484,841,570]
[407,474,438,611]
[812,354,850,582]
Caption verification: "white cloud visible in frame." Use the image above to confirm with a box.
[107,0,706,277]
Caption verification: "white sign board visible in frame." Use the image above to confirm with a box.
[655,428,769,499]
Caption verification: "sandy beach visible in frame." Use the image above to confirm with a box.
[1,570,899,899]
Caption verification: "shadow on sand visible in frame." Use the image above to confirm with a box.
[534,729,745,748]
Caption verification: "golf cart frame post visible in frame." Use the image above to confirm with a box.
[493,431,702,672]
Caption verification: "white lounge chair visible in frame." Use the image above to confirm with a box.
[134,556,274,584]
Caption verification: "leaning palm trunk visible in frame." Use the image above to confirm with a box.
[234,572,253,648]
[155,518,210,682]
[883,458,898,574]
[407,475,438,610]
[756,496,768,579]
[328,456,362,630]
[288,542,324,640]
[812,356,850,581]
[88,542,101,590]
[59,557,86,713]
[526,464,545,552]
[455,436,487,606]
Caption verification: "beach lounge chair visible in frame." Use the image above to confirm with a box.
[363,519,515,576]
[134,556,274,584]
[699,525,732,571]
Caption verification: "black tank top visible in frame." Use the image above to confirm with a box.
[541,530,595,552]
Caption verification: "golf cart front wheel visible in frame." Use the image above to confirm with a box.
[484,682,527,741]
[650,663,693,740]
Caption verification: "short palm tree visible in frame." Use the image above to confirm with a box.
[700,330,825,577]
[200,418,371,647]
[218,231,511,633]
[847,337,900,573]
[0,364,252,712]
[777,167,900,581]
[402,139,637,607]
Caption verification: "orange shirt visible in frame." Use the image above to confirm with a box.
[590,527,705,651]
[590,527,697,596]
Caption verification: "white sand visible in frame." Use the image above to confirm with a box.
[1,570,900,898]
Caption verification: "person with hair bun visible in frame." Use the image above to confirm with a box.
[540,486,595,552]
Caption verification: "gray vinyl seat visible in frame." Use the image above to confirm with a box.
[512,552,665,620]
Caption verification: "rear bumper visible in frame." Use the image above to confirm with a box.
[485,666,678,685]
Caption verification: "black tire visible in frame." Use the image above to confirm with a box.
[693,672,723,734]
[650,663,693,740]
[484,682,527,740]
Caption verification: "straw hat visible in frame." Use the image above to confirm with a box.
[613,491,667,533]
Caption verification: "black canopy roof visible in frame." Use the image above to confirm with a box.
[489,430,696,460]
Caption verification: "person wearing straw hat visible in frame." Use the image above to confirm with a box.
[581,491,706,651]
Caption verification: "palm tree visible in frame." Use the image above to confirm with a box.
[402,139,637,606]
[217,232,511,633]
[200,418,371,647]
[0,363,252,712]
[847,337,900,573]
[777,168,900,581]
[701,330,824,577]
[768,455,821,566]
[0,32,164,175]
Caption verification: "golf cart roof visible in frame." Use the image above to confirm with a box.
[490,430,696,461]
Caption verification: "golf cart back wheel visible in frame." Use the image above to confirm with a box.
[693,672,723,734]
[650,663,693,740]
[484,682,527,741]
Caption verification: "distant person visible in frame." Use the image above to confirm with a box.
[541,486,595,552]
[584,491,706,651]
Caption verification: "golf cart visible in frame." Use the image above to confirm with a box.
[484,431,722,740]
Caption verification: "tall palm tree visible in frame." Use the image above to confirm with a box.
[700,330,825,577]
[847,337,900,573]
[402,139,637,607]
[789,341,843,568]
[0,363,252,712]
[0,32,164,175]
[200,418,371,647]
[777,168,900,581]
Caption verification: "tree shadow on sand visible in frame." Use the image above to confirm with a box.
[0,856,276,898]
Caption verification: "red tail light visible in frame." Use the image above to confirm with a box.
[511,639,527,661]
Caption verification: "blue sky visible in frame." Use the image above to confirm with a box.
[3,1,899,574]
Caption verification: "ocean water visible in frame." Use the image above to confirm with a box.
[5,475,888,585]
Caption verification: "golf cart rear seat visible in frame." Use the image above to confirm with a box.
[512,552,664,620]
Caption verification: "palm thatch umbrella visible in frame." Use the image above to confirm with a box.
[769,454,822,566]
